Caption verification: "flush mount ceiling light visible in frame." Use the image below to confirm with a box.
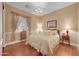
[31,2,46,14]
[34,7,43,14]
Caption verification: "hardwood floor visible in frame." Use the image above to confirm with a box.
[53,43,79,56]
[3,41,40,56]
[3,41,79,56]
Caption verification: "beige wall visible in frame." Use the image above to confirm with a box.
[77,4,79,50]
[0,2,2,55]
[4,4,39,44]
[40,3,78,45]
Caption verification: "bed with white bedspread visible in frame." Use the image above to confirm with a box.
[28,30,60,55]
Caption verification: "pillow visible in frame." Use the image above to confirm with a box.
[50,30,58,35]
[42,30,50,35]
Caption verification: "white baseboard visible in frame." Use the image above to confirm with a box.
[70,43,78,47]
[4,40,21,47]
[4,40,27,47]
[63,42,78,47]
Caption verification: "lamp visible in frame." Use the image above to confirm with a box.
[62,25,71,33]
[36,23,43,33]
[65,25,70,30]
[65,26,70,34]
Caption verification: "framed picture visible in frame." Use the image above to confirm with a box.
[47,20,57,30]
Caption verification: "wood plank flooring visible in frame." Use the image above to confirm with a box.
[3,41,79,56]
[3,41,40,56]
[53,43,79,56]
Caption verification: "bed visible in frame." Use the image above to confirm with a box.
[28,30,60,55]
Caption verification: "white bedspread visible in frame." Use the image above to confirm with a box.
[28,33,59,55]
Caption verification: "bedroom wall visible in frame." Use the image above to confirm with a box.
[0,2,2,55]
[40,3,78,46]
[4,3,79,48]
[4,4,39,44]
[77,3,79,50]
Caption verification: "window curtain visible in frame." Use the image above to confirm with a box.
[15,16,27,32]
[11,13,20,41]
[15,16,29,40]
[11,13,28,41]
[10,13,29,42]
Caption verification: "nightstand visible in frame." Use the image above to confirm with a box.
[20,31,26,41]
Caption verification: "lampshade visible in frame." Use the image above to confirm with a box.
[36,23,43,32]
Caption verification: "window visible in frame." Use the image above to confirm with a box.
[15,17,28,32]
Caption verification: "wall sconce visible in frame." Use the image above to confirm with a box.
[36,23,43,33]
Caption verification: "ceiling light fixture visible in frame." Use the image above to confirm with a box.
[31,2,46,14]
[34,7,43,14]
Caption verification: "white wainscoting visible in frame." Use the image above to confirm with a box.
[4,32,20,47]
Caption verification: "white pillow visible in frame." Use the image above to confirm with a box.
[50,30,58,35]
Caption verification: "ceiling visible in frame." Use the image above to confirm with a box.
[6,2,76,16]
